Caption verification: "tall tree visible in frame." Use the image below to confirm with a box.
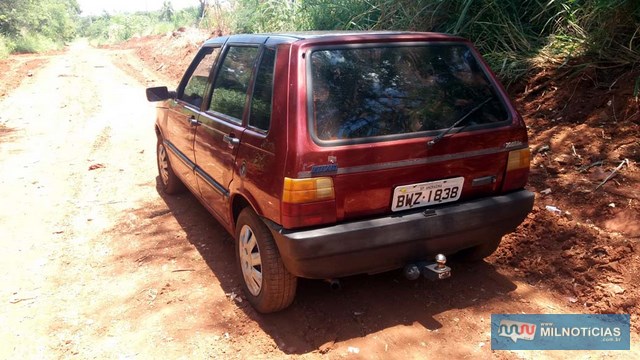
[0,0,35,36]
[1,0,80,46]
[199,0,209,20]
[161,1,175,21]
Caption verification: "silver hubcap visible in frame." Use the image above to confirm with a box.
[158,144,169,185]
[239,224,262,296]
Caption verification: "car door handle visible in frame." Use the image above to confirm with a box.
[189,117,201,127]
[223,134,240,148]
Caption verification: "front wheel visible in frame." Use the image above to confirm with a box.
[235,208,297,313]
[156,137,184,194]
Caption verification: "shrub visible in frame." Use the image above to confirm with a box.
[12,32,61,53]
[226,0,640,82]
[0,35,14,58]
[79,7,201,45]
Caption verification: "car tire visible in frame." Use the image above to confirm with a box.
[235,207,297,313]
[455,237,502,262]
[156,137,184,194]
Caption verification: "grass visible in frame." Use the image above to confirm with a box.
[79,7,201,46]
[12,33,63,54]
[0,32,64,56]
[0,35,13,59]
[226,0,639,84]
[66,0,640,84]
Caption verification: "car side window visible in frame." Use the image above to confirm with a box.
[180,47,220,108]
[248,48,276,131]
[209,46,259,121]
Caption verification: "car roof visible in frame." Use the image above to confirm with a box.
[202,31,467,47]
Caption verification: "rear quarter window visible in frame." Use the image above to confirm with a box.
[249,48,276,131]
[310,44,509,142]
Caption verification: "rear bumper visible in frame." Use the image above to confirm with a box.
[269,190,534,279]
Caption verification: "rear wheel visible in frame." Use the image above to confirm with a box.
[455,237,502,262]
[235,208,297,313]
[157,137,184,194]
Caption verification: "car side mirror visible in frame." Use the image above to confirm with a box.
[146,86,175,102]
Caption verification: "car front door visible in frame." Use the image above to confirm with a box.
[163,46,220,192]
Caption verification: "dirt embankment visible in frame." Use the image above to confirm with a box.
[506,65,640,325]
[0,55,48,99]
[108,28,212,89]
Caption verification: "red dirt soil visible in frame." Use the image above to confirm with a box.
[0,55,48,99]
[507,66,640,326]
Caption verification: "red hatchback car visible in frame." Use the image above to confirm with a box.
[146,31,534,313]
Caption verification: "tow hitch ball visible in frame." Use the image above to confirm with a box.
[403,254,451,281]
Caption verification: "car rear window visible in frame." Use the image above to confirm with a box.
[310,44,509,141]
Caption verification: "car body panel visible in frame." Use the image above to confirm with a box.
[163,100,199,191]
[194,111,244,224]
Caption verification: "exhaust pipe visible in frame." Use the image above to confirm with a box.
[403,264,421,280]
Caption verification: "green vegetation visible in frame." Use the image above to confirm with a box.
[0,35,12,58]
[227,0,640,83]
[79,6,202,46]
[0,0,80,56]
[0,0,201,55]
[2,0,638,84]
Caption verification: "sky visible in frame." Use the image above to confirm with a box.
[76,0,200,16]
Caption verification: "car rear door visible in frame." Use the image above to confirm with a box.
[194,44,262,224]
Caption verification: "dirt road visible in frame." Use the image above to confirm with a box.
[0,41,637,359]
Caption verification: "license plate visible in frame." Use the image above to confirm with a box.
[391,177,464,212]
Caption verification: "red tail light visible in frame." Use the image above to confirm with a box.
[281,177,336,228]
[502,148,531,192]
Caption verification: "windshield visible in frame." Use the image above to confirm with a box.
[310,44,509,141]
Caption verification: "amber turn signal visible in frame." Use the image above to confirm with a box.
[283,177,335,203]
[506,148,531,171]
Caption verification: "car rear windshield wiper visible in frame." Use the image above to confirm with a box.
[427,97,493,148]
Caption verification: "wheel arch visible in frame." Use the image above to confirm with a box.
[231,192,262,233]
[155,123,165,141]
